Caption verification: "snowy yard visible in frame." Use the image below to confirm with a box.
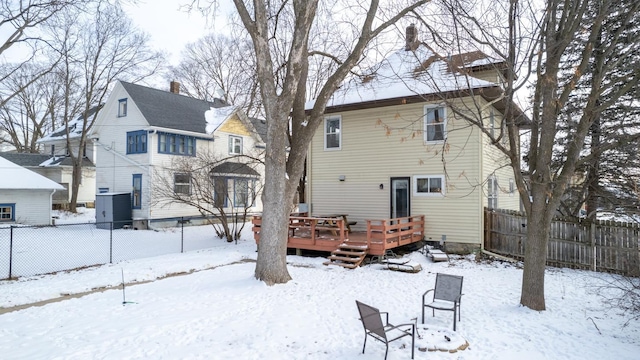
[0,216,638,359]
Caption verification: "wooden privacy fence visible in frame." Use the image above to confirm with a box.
[484,208,640,276]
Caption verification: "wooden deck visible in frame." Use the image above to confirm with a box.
[252,215,425,256]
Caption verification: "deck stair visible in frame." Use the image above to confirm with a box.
[323,243,369,269]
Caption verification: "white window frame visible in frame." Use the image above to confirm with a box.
[229,136,243,155]
[413,175,445,196]
[324,115,341,150]
[488,175,499,209]
[509,178,515,196]
[423,105,446,144]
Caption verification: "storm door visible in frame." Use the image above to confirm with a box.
[390,177,410,219]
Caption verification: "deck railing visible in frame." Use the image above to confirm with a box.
[366,215,425,255]
[252,214,425,256]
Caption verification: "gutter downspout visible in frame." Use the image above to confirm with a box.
[146,130,155,221]
[50,189,57,225]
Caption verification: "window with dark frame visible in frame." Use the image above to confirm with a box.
[158,132,195,156]
[0,204,15,221]
[132,174,142,209]
[126,130,147,154]
[213,176,228,207]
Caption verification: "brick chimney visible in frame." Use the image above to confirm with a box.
[405,23,418,51]
[170,81,180,94]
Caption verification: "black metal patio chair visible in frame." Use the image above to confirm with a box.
[421,273,464,331]
[355,300,415,360]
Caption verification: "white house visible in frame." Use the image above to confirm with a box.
[0,156,65,225]
[36,106,101,208]
[90,81,265,228]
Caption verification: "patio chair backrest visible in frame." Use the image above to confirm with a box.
[433,273,463,302]
[356,300,387,340]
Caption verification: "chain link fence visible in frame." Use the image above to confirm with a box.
[0,217,231,280]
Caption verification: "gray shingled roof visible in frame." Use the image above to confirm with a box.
[0,153,95,167]
[121,81,229,134]
[211,162,260,177]
[248,117,267,143]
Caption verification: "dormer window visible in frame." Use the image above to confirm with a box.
[118,98,128,117]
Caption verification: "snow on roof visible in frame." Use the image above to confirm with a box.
[205,105,237,134]
[306,45,497,110]
[0,156,65,190]
[39,156,64,167]
[38,105,101,143]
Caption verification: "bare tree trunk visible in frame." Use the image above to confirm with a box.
[69,156,82,213]
[521,199,554,310]
[254,113,294,284]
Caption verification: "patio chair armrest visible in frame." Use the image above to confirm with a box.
[422,289,434,302]
[391,322,415,330]
[380,311,389,324]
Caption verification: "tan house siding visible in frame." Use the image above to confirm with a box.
[218,115,250,135]
[477,96,520,212]
[309,99,489,247]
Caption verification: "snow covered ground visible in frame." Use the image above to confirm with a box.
[0,210,638,359]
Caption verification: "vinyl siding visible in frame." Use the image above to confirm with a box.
[0,189,53,225]
[93,83,154,219]
[94,85,264,221]
[478,97,521,212]
[309,99,486,245]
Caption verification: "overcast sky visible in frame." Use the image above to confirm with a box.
[123,0,234,65]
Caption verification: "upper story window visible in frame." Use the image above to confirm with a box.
[118,98,128,117]
[158,132,196,156]
[324,115,341,150]
[413,175,445,196]
[0,203,15,222]
[229,136,243,155]
[126,130,147,154]
[424,106,446,143]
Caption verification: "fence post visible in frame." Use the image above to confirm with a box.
[109,221,113,264]
[590,221,596,271]
[9,226,14,279]
[181,217,184,253]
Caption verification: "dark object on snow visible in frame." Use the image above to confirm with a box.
[356,300,415,360]
[422,273,464,331]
